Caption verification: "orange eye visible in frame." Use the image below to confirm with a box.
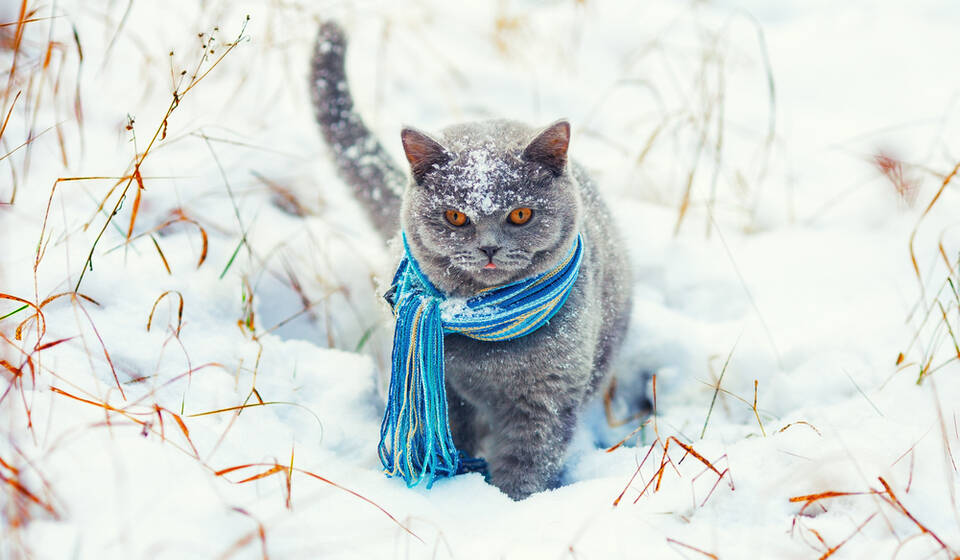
[508,207,533,225]
[445,209,468,226]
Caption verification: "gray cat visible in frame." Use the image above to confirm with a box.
[310,22,632,500]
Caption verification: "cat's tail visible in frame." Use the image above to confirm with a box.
[310,22,405,241]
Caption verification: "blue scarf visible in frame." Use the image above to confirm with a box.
[378,233,584,488]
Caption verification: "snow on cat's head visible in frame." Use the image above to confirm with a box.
[400,119,582,296]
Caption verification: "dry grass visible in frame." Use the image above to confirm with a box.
[609,375,736,513]
[665,537,719,559]
[0,5,405,556]
[782,155,960,559]
[898,160,960,385]
[599,11,779,235]
[70,18,252,293]
[1,0,85,205]
[789,476,958,559]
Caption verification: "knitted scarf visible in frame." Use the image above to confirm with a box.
[378,233,584,488]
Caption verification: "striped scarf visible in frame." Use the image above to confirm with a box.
[378,233,584,488]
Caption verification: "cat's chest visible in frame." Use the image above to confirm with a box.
[441,279,599,400]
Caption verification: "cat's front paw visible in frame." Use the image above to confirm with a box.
[493,478,539,501]
[489,462,553,500]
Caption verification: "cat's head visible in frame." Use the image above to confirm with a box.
[400,120,582,297]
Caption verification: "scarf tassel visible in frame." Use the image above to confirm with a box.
[378,298,460,487]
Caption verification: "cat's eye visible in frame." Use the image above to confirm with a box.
[508,207,533,225]
[445,209,469,227]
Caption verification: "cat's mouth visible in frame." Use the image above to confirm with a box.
[447,255,528,287]
[470,259,519,286]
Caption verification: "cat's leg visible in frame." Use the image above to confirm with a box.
[588,303,631,397]
[485,387,582,500]
[445,380,484,457]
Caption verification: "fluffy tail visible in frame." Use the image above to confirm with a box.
[310,22,405,240]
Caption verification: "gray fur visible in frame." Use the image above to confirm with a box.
[310,22,632,500]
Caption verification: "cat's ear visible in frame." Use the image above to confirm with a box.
[522,120,570,175]
[401,127,451,183]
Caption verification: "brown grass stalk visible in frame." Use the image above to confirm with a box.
[605,418,652,454]
[938,228,959,277]
[612,439,659,506]
[817,512,877,560]
[147,290,184,336]
[39,291,99,309]
[71,295,125,398]
[50,386,140,423]
[0,17,61,29]
[109,362,224,409]
[702,466,732,507]
[0,468,57,518]
[636,460,671,504]
[73,18,250,292]
[789,490,875,515]
[603,376,648,429]
[215,462,421,542]
[609,375,735,506]
[0,445,59,530]
[877,476,955,556]
[48,386,205,461]
[160,406,198,458]
[908,160,960,299]
[623,436,731,506]
[0,333,37,423]
[752,379,766,436]
[285,446,294,510]
[789,477,957,557]
[665,537,718,559]
[2,0,29,104]
[185,401,322,431]
[218,508,270,560]
[777,421,822,436]
[0,91,20,147]
[112,209,210,269]
[0,293,45,342]
[664,436,725,478]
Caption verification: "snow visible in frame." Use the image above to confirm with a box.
[2,1,959,558]
[459,149,501,215]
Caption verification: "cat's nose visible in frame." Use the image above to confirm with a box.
[479,246,500,259]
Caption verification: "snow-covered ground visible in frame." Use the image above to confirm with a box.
[2,1,959,558]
